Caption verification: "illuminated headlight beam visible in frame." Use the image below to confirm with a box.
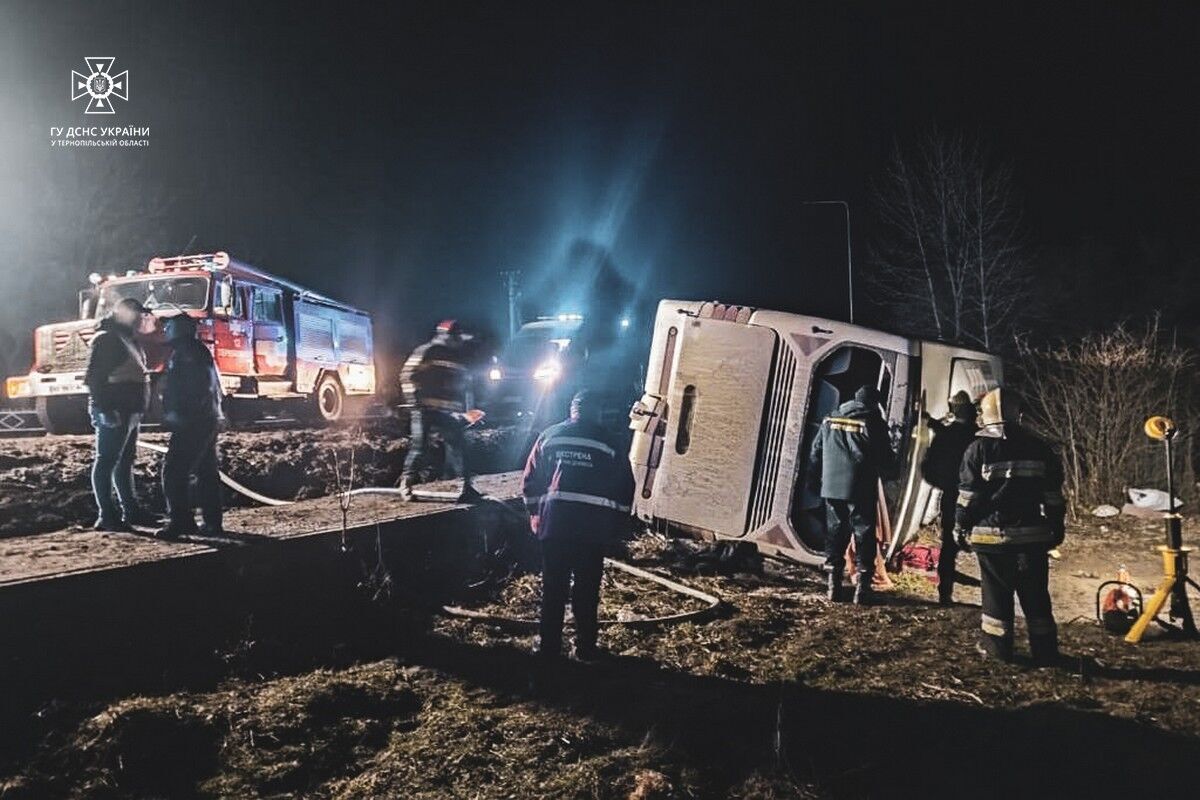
[533,358,562,383]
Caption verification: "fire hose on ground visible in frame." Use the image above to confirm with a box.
[134,441,723,627]
[135,440,293,506]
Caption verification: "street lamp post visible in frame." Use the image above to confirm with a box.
[803,200,854,324]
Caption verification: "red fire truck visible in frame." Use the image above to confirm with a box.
[4,252,376,434]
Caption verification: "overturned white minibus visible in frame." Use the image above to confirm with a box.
[628,300,1002,566]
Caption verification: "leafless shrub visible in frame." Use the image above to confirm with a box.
[1015,319,1198,512]
[333,447,357,551]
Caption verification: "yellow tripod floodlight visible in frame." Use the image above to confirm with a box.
[1126,416,1198,643]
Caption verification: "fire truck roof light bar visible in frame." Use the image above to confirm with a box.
[144,251,369,317]
[148,251,231,273]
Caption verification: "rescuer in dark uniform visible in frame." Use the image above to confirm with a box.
[157,314,224,540]
[955,387,1065,665]
[84,298,159,532]
[808,384,896,604]
[398,320,481,503]
[921,390,979,605]
[523,390,635,662]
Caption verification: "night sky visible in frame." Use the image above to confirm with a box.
[1,1,1196,358]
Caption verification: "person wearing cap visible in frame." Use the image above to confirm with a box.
[522,390,635,662]
[398,319,481,503]
[921,390,979,604]
[808,384,896,604]
[156,313,224,540]
[84,297,159,531]
[955,386,1065,664]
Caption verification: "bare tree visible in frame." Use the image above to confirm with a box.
[870,129,1033,349]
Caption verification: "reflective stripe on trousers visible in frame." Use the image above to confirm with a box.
[981,613,1012,637]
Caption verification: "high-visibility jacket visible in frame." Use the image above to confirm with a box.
[955,425,1066,550]
[522,418,635,542]
[400,336,469,413]
[808,399,895,501]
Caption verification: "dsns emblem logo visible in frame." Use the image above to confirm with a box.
[71,57,128,114]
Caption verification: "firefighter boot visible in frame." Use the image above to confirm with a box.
[1029,632,1060,667]
[977,633,1014,663]
[826,569,843,602]
[457,484,485,505]
[853,572,875,606]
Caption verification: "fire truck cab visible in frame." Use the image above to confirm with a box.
[5,252,375,434]
[628,299,1002,565]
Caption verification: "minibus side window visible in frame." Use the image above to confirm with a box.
[675,385,697,454]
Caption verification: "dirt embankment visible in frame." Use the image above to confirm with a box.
[0,422,519,538]
[3,526,1199,799]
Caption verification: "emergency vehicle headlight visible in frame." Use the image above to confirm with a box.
[5,376,32,399]
[488,367,503,382]
[533,358,562,383]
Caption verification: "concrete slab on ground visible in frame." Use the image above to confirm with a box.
[0,471,523,588]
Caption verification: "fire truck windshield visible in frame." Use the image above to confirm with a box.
[97,276,210,317]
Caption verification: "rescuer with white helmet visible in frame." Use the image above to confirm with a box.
[955,386,1066,664]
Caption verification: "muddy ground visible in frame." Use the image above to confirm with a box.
[0,420,520,538]
[2,426,1199,797]
[1,505,1198,798]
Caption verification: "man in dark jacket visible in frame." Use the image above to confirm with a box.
[955,387,1065,664]
[157,314,224,540]
[808,384,895,604]
[398,320,480,503]
[523,390,635,661]
[921,390,978,604]
[84,298,158,531]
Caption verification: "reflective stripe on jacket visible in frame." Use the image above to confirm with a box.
[399,337,469,413]
[522,419,635,542]
[955,425,1066,551]
[807,399,895,501]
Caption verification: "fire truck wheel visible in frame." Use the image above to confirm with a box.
[36,396,91,435]
[310,373,345,424]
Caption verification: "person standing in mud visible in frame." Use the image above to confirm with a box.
[156,314,224,540]
[955,387,1065,665]
[921,391,978,605]
[523,390,634,662]
[84,297,160,532]
[397,320,482,503]
[808,384,896,605]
